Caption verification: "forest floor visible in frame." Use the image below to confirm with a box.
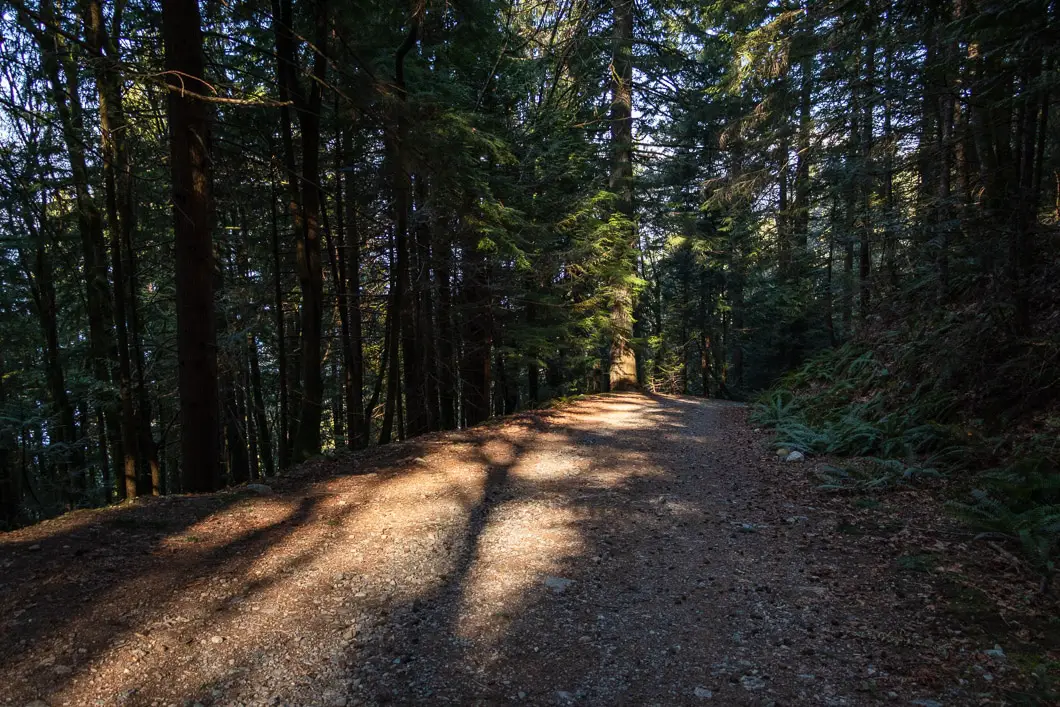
[1,393,1057,707]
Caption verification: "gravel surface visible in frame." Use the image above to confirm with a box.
[0,393,1051,706]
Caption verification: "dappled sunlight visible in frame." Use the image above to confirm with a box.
[0,394,730,705]
[155,496,306,552]
[453,498,587,645]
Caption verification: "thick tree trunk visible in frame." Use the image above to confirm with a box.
[272,0,327,461]
[826,197,838,347]
[679,248,691,393]
[289,0,327,461]
[882,30,898,291]
[162,0,220,493]
[607,0,638,391]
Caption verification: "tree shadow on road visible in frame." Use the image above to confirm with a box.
[2,393,746,706]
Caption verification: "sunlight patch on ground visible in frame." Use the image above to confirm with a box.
[453,497,586,645]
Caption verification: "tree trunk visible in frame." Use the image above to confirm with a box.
[936,17,955,299]
[826,197,838,347]
[271,0,326,461]
[249,336,275,477]
[22,241,78,500]
[776,136,790,276]
[390,24,428,440]
[246,347,260,480]
[336,127,366,449]
[435,230,458,429]
[162,0,220,493]
[25,0,122,497]
[128,213,161,495]
[379,286,401,445]
[84,0,139,500]
[526,297,540,405]
[289,0,328,462]
[223,359,250,485]
[859,31,875,319]
[698,267,711,397]
[843,100,859,336]
[607,0,638,391]
[882,27,898,291]
[414,176,440,431]
[0,344,18,528]
[1012,49,1043,332]
[792,27,813,254]
[459,202,492,427]
[269,176,291,468]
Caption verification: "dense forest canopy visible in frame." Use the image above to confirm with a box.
[0,0,1057,531]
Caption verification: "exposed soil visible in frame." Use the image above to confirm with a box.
[1,393,1055,706]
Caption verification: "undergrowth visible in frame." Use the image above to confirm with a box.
[752,324,1060,590]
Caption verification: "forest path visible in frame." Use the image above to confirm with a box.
[2,394,989,706]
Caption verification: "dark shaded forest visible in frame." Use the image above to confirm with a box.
[0,0,1057,574]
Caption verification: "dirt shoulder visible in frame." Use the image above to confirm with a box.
[0,393,1054,706]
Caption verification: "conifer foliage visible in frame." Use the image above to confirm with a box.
[0,0,1056,531]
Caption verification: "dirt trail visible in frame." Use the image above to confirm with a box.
[0,394,1033,706]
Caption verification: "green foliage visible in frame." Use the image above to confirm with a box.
[757,322,1060,582]
[949,457,1060,585]
[748,390,795,426]
[817,458,941,493]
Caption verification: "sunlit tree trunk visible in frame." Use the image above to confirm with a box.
[607,0,638,391]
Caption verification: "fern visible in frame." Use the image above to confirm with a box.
[750,390,796,426]
[949,458,1060,586]
[818,457,940,493]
